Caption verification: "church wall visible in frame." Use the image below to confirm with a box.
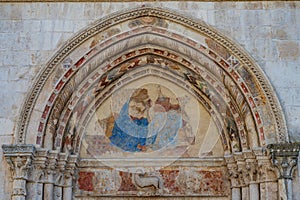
[0,1,299,198]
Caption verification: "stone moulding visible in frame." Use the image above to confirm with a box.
[0,0,293,2]
[2,144,36,155]
[15,6,287,146]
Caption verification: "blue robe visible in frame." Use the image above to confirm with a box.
[109,101,156,152]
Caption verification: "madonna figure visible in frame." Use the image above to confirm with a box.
[109,88,155,152]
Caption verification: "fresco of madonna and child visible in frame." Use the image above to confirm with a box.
[109,87,182,152]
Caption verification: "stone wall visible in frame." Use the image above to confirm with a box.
[0,1,299,198]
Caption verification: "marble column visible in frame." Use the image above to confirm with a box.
[54,184,63,200]
[55,153,68,200]
[44,172,54,200]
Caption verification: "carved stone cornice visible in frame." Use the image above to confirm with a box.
[2,144,36,156]
[267,143,300,180]
[0,0,292,2]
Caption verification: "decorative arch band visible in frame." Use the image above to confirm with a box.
[16,6,287,151]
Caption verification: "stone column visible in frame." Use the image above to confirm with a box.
[244,150,259,200]
[63,173,73,200]
[225,154,241,200]
[54,153,68,200]
[63,155,78,200]
[267,143,300,200]
[54,173,63,200]
[235,153,249,200]
[255,148,277,200]
[2,145,35,200]
[26,149,48,200]
[44,151,58,200]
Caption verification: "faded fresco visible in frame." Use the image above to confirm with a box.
[76,167,230,197]
[80,77,224,159]
[108,85,182,152]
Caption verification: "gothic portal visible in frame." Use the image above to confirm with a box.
[2,6,299,200]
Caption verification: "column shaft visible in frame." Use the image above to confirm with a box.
[249,183,259,200]
[232,187,241,200]
[242,186,249,200]
[44,183,54,200]
[63,186,72,200]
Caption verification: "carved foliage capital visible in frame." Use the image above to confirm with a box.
[225,155,240,187]
[267,143,300,180]
[2,144,35,179]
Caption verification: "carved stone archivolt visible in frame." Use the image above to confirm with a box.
[15,6,287,148]
[2,6,295,200]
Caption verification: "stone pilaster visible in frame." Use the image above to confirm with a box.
[2,145,36,200]
[267,143,300,200]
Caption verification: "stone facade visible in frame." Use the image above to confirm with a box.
[0,1,300,199]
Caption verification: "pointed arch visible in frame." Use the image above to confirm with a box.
[16,6,287,152]
[4,6,293,199]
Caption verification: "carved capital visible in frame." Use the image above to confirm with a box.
[267,143,300,180]
[44,151,59,183]
[2,144,35,179]
[225,155,240,188]
[28,149,48,183]
[253,147,276,182]
[234,153,250,186]
[243,150,258,183]
[64,154,78,186]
